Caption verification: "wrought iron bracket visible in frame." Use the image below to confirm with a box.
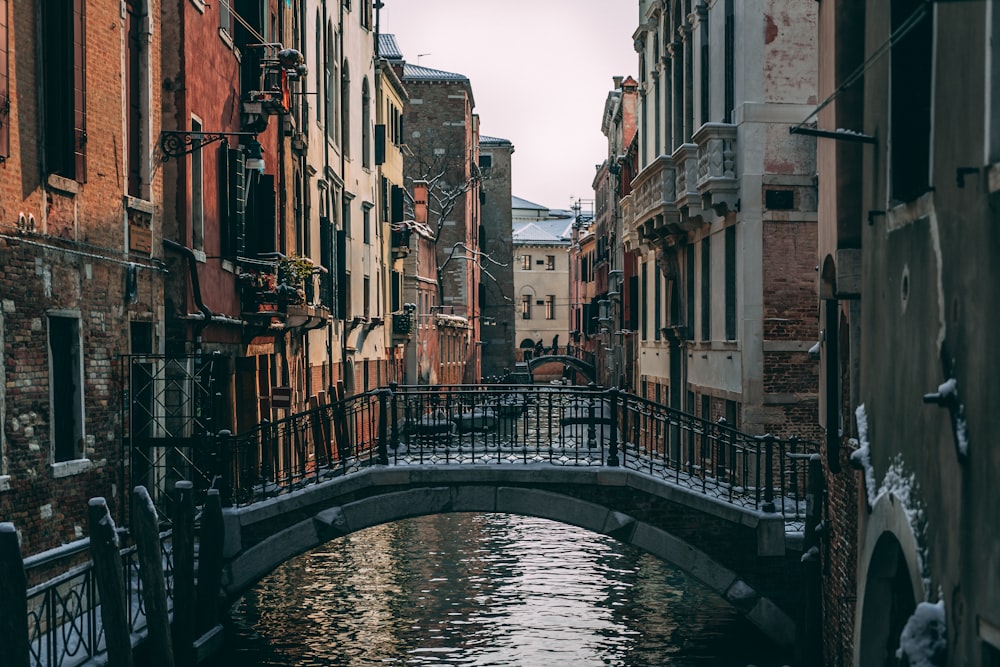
[159,130,259,162]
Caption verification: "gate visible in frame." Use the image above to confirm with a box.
[119,354,220,524]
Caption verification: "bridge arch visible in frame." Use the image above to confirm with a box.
[525,354,597,383]
[221,466,796,647]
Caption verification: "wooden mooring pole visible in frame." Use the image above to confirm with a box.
[132,486,175,667]
[172,481,196,665]
[88,497,135,667]
[0,523,30,667]
[196,489,225,634]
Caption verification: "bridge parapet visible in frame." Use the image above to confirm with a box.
[214,385,816,532]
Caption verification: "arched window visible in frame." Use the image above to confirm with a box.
[315,12,322,131]
[326,23,336,143]
[341,60,351,157]
[361,77,371,167]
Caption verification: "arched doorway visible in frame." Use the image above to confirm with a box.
[857,531,918,666]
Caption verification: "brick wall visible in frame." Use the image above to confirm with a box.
[0,0,164,557]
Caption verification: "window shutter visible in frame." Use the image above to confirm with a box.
[0,0,9,159]
[391,184,404,223]
[72,0,87,181]
[374,123,385,165]
[247,174,276,257]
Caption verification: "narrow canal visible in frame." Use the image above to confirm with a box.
[219,513,791,666]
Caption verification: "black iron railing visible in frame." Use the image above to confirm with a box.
[24,530,174,667]
[218,384,815,522]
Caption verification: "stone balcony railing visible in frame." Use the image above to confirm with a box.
[628,155,679,243]
[672,143,706,227]
[693,122,739,216]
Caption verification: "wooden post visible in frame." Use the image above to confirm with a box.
[87,498,134,667]
[171,481,196,665]
[132,486,175,667]
[196,490,225,634]
[0,523,30,667]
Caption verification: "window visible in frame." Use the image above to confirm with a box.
[361,77,371,167]
[521,295,532,320]
[479,154,492,170]
[363,203,371,244]
[219,143,245,257]
[545,255,555,270]
[49,315,84,463]
[42,0,86,181]
[545,295,555,320]
[326,24,336,142]
[126,0,148,198]
[686,244,695,339]
[361,0,372,29]
[890,0,932,202]
[521,254,531,270]
[341,61,350,157]
[701,237,711,341]
[654,264,662,341]
[641,260,648,340]
[725,225,736,340]
[724,0,734,124]
[191,117,204,250]
[219,0,231,35]
[363,276,370,318]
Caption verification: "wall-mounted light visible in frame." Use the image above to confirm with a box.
[244,139,265,173]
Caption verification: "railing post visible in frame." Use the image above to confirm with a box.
[172,481,196,665]
[762,434,776,513]
[132,486,175,667]
[377,388,390,465]
[260,418,273,488]
[87,497,134,667]
[0,523,29,667]
[197,489,225,635]
[586,382,597,450]
[216,429,234,507]
[389,382,400,452]
[607,387,620,466]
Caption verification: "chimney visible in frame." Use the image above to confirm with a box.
[613,76,624,89]
[413,180,429,224]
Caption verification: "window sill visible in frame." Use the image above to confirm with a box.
[988,162,1000,194]
[886,191,934,233]
[124,195,154,214]
[52,459,95,479]
[47,174,80,196]
[0,475,10,492]
[189,0,206,13]
[219,27,233,50]
[192,248,207,263]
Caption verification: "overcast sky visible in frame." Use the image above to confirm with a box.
[380,1,638,213]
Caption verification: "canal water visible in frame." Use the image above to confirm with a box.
[219,513,791,666]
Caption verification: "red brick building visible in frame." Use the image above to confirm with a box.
[387,39,482,383]
[0,0,166,554]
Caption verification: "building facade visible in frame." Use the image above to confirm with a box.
[0,0,166,554]
[816,1,1000,665]
[512,207,574,366]
[388,38,483,382]
[477,136,516,381]
[626,0,820,437]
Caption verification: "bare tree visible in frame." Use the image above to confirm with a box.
[402,132,510,306]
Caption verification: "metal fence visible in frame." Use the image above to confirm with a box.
[24,531,174,667]
[219,384,816,522]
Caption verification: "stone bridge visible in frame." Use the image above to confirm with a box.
[219,462,805,648]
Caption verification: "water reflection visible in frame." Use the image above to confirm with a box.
[221,513,789,666]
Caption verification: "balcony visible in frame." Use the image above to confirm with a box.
[237,255,330,331]
[694,122,739,216]
[629,155,679,243]
[390,225,411,260]
[672,143,707,228]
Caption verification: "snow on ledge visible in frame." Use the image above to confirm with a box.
[897,600,947,667]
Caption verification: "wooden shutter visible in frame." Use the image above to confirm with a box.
[72,0,87,181]
[374,124,385,165]
[0,0,9,159]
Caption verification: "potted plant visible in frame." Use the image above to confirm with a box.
[276,255,314,306]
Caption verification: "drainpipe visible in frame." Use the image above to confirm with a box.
[163,239,214,359]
